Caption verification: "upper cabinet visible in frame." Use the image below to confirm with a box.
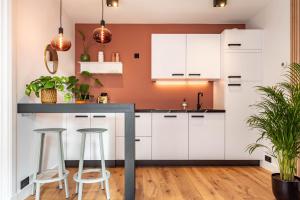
[186,34,221,79]
[222,29,263,50]
[151,34,187,79]
[151,34,221,80]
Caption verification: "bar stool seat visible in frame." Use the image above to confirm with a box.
[32,128,69,200]
[74,128,111,200]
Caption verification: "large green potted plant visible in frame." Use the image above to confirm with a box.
[247,63,300,200]
[25,76,74,103]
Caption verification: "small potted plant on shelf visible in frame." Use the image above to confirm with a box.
[78,30,93,62]
[247,63,300,200]
[69,71,103,104]
[25,76,74,103]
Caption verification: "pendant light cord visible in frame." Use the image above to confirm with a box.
[101,0,104,21]
[60,0,62,28]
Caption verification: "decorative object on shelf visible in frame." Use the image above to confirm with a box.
[107,0,119,7]
[213,0,227,7]
[25,76,74,103]
[69,71,103,104]
[78,30,93,62]
[98,51,104,62]
[51,0,71,51]
[93,0,112,44]
[44,44,58,74]
[247,63,300,200]
[182,98,188,110]
[97,92,109,104]
[112,52,120,62]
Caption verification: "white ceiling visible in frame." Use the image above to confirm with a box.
[62,0,271,24]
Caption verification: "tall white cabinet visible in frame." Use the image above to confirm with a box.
[215,29,263,160]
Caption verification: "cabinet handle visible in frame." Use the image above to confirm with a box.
[228,43,242,47]
[135,139,141,142]
[75,115,89,118]
[93,115,106,118]
[172,74,184,76]
[189,74,201,76]
[228,75,242,79]
[135,115,140,118]
[191,115,204,118]
[164,115,177,118]
[228,84,242,87]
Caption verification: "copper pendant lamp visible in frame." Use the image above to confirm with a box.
[93,0,112,44]
[51,0,71,51]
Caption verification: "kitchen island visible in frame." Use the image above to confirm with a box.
[17,103,135,200]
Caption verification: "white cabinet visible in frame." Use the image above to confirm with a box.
[116,137,152,160]
[66,114,91,160]
[186,34,221,79]
[152,113,188,160]
[188,113,225,160]
[135,113,152,137]
[90,113,116,160]
[224,51,262,82]
[222,29,262,50]
[151,34,187,80]
[224,82,262,160]
[116,113,125,137]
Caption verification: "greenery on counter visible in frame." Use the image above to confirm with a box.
[247,63,300,181]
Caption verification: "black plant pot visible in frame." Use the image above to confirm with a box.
[272,173,300,200]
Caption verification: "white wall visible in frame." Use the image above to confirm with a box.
[15,0,75,198]
[246,0,290,172]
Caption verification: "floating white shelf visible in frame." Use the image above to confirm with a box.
[79,62,123,74]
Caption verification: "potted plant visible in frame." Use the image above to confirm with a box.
[69,71,102,104]
[247,63,300,200]
[78,30,93,62]
[25,76,74,103]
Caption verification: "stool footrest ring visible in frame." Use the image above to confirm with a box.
[73,168,111,184]
[33,169,69,184]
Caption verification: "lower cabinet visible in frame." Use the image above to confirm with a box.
[152,113,189,160]
[116,137,152,160]
[188,113,225,160]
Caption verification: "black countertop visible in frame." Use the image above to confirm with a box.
[135,109,225,113]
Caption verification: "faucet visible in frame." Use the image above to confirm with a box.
[197,92,204,110]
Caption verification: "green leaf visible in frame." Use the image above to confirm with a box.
[81,71,92,77]
[44,81,55,89]
[94,78,103,86]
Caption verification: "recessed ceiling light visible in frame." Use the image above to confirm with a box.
[107,0,119,7]
[213,0,227,7]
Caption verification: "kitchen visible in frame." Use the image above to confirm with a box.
[0,0,298,200]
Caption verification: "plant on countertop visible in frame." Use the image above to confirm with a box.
[68,71,103,102]
[25,76,74,103]
[247,63,300,199]
[78,30,93,62]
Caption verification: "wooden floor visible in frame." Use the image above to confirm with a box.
[26,167,275,200]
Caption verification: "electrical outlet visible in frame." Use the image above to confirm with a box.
[20,176,30,190]
[265,155,272,163]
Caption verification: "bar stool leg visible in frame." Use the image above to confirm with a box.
[58,132,70,198]
[99,133,110,200]
[77,132,86,200]
[35,182,41,200]
[32,133,45,196]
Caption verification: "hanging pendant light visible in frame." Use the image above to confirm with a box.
[51,0,71,51]
[93,0,112,44]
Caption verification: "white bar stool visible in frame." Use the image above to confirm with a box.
[32,128,69,200]
[73,128,111,200]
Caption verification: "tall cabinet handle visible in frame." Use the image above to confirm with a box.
[228,76,242,79]
[228,43,242,47]
[228,84,242,87]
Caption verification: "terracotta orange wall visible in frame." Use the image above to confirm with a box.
[75,24,245,109]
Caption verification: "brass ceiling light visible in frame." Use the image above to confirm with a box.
[93,0,112,44]
[213,0,227,7]
[51,0,71,51]
[107,0,119,7]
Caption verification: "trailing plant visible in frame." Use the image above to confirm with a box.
[247,63,300,182]
[25,76,74,102]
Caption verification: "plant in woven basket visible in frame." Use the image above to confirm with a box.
[25,76,74,103]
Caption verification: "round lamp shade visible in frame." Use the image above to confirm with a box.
[93,26,112,44]
[51,33,72,51]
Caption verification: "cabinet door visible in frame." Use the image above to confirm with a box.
[135,113,151,137]
[152,113,188,160]
[116,113,125,137]
[186,34,221,79]
[90,113,116,160]
[223,30,262,50]
[66,114,91,160]
[151,34,187,80]
[225,82,262,160]
[189,113,225,160]
[224,51,262,82]
[116,137,152,160]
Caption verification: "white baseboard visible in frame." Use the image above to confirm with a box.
[260,160,279,173]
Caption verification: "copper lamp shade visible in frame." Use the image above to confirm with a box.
[93,20,112,44]
[51,27,71,51]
